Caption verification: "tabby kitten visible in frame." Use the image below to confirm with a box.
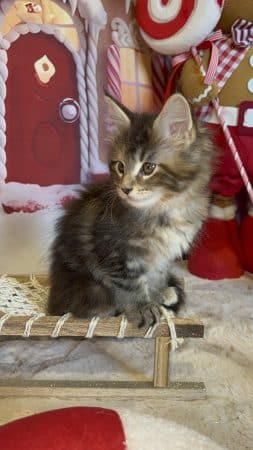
[48,93,215,328]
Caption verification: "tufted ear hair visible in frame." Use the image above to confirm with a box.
[105,94,131,135]
[153,93,193,139]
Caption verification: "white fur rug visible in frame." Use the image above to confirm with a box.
[119,409,226,450]
[0,262,252,449]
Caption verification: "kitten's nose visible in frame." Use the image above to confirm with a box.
[121,187,133,195]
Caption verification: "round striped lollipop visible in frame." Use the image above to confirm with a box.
[135,0,225,55]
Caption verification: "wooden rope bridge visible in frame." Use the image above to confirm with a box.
[0,276,205,400]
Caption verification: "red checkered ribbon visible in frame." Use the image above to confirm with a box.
[197,36,247,119]
[213,36,247,91]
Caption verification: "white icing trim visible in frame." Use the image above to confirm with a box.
[210,204,236,220]
[190,85,212,104]
[70,0,107,28]
[63,0,78,16]
[125,0,133,14]
[204,106,239,127]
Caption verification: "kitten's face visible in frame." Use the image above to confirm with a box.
[106,94,199,209]
[110,153,163,208]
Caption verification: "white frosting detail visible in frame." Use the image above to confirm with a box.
[247,78,253,94]
[125,0,134,14]
[191,85,212,104]
[204,106,239,127]
[148,0,181,24]
[243,108,253,127]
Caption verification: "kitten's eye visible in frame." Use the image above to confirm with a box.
[113,161,125,175]
[116,161,125,175]
[142,162,156,176]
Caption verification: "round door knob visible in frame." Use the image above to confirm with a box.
[59,98,80,123]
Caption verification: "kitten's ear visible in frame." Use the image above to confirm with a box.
[105,94,131,134]
[154,93,193,139]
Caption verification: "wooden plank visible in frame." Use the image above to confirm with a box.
[0,380,206,401]
[0,314,204,339]
[153,337,170,387]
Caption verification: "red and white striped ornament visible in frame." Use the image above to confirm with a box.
[135,0,225,55]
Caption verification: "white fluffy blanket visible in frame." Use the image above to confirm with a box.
[0,263,252,449]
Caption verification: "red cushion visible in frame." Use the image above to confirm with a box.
[0,407,126,450]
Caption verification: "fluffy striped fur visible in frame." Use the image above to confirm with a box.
[48,94,215,327]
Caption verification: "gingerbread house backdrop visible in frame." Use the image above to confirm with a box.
[0,0,110,214]
[0,0,166,273]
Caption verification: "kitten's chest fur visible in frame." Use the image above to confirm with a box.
[137,202,203,291]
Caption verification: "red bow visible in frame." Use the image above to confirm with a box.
[232,19,253,48]
[171,30,223,85]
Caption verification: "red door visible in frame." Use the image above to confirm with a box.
[5,32,81,186]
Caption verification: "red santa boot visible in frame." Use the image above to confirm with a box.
[240,204,253,273]
[188,200,244,280]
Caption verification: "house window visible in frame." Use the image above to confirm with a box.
[119,48,155,112]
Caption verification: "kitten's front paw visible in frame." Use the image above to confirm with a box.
[162,287,179,307]
[162,277,185,313]
[126,302,161,329]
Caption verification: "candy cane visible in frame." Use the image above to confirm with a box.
[107,45,121,102]
[151,53,167,110]
[191,46,253,205]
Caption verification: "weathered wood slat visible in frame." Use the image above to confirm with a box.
[154,337,170,387]
[0,380,206,400]
[0,314,204,338]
